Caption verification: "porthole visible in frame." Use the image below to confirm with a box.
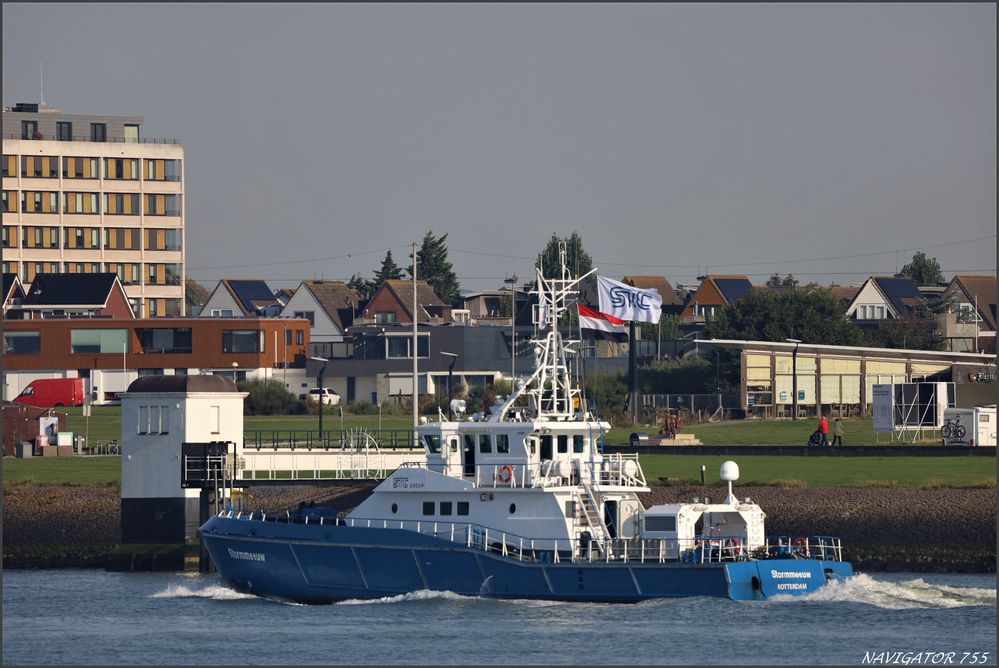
[391,503,398,514]
[509,503,517,514]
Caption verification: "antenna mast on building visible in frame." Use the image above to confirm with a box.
[39,63,45,109]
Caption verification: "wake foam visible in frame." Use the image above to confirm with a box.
[151,582,257,601]
[337,589,474,605]
[770,573,996,609]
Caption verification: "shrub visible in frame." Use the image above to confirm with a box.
[237,379,306,415]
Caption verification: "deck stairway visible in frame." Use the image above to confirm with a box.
[574,482,611,558]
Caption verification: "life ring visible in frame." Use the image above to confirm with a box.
[497,465,514,484]
[793,536,810,555]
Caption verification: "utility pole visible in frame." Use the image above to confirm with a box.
[412,241,418,444]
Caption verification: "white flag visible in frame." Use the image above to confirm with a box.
[597,275,662,323]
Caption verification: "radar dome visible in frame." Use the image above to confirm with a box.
[720,461,740,482]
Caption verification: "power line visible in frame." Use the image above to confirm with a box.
[186,244,409,271]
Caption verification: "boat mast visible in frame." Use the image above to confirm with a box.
[493,243,595,422]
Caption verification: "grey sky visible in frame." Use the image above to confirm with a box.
[3,3,995,293]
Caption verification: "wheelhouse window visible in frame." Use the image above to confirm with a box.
[478,434,491,454]
[440,502,453,516]
[4,331,40,354]
[496,434,510,454]
[573,435,585,454]
[423,434,442,454]
[71,329,129,354]
[422,502,434,516]
[222,329,264,353]
[457,502,469,516]
[557,435,569,454]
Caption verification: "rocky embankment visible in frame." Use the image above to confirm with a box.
[2,482,995,572]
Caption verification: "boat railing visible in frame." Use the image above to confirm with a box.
[681,536,750,563]
[763,535,844,562]
[472,456,647,490]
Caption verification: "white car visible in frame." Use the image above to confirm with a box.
[307,388,341,406]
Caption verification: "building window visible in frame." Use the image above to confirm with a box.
[385,335,429,359]
[2,155,15,177]
[103,158,140,180]
[422,502,434,516]
[296,329,304,345]
[145,263,182,286]
[67,262,101,273]
[106,262,141,285]
[62,157,99,179]
[144,228,181,251]
[375,311,397,324]
[21,156,58,178]
[90,123,106,142]
[103,193,140,215]
[104,228,141,250]
[222,330,264,353]
[143,194,182,216]
[22,262,61,283]
[21,191,59,214]
[64,227,101,249]
[71,329,129,354]
[876,305,885,320]
[210,406,220,434]
[144,159,181,182]
[210,309,234,317]
[22,121,38,139]
[57,122,73,141]
[21,226,59,249]
[293,311,315,326]
[3,331,41,354]
[2,226,15,248]
[63,193,100,215]
[124,124,139,143]
[2,191,15,213]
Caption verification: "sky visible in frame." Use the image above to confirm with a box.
[3,3,996,294]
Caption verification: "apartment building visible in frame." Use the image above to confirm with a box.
[2,102,185,317]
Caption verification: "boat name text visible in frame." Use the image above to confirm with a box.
[771,570,812,579]
[228,548,265,562]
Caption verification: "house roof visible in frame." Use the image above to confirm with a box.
[870,276,924,317]
[383,279,446,319]
[22,273,122,308]
[299,280,361,332]
[952,275,998,330]
[127,375,238,394]
[622,276,684,307]
[222,279,280,316]
[825,284,861,303]
[3,273,24,303]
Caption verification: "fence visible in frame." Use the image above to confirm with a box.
[637,393,741,424]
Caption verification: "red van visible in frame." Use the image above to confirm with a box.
[13,378,85,408]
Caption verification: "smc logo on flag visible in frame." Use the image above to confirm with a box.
[607,285,654,311]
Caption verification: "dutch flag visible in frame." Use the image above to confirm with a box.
[578,303,629,342]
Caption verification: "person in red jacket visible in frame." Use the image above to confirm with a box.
[818,415,830,447]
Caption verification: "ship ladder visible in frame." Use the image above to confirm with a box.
[574,483,611,560]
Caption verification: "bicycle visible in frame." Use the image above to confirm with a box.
[941,416,967,440]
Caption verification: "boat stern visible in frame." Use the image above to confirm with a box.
[726,560,854,600]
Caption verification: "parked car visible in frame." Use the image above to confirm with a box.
[307,388,341,406]
[13,378,85,408]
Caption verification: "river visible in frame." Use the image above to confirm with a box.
[2,570,995,665]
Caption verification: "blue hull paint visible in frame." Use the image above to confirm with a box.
[199,516,853,603]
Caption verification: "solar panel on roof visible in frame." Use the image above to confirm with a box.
[714,278,753,304]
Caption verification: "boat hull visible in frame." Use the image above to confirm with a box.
[199,516,853,603]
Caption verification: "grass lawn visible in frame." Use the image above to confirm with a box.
[58,407,935,446]
[637,454,996,488]
[3,453,993,489]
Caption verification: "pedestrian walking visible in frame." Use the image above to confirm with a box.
[818,415,830,447]
[832,417,843,447]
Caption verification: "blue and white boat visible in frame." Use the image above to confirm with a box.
[199,250,853,602]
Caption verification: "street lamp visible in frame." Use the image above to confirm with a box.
[231,361,238,384]
[785,339,801,421]
[441,352,458,419]
[309,355,329,437]
[504,274,518,384]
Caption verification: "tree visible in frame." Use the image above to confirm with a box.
[347,273,375,300]
[640,313,680,342]
[899,252,944,286]
[536,232,595,291]
[865,317,944,351]
[373,250,404,285]
[184,279,211,311]
[766,273,799,288]
[705,287,867,392]
[409,231,461,305]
